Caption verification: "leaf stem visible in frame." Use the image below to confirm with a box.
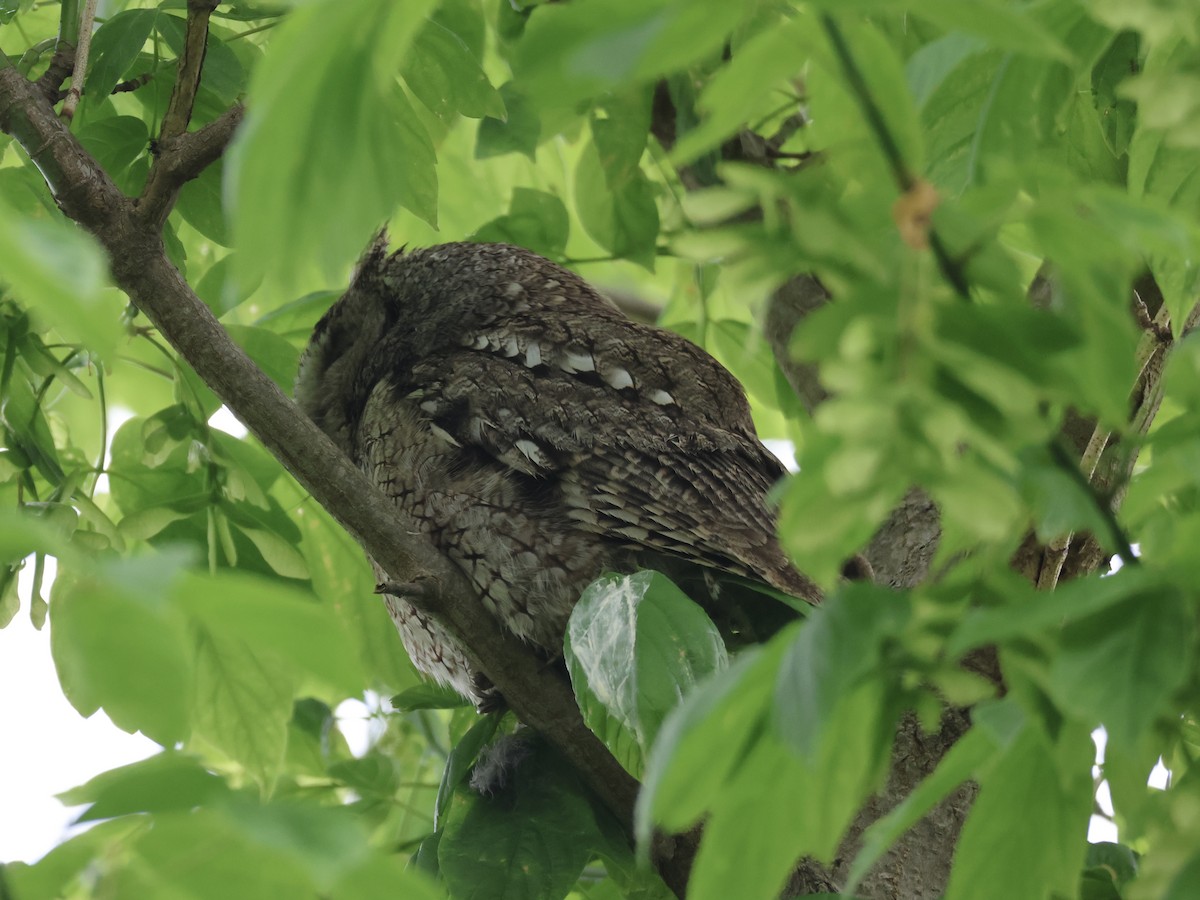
[818,14,970,300]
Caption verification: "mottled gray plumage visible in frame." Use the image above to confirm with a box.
[295,240,820,708]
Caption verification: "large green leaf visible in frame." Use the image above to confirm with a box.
[565,570,727,776]
[189,625,293,787]
[1048,585,1192,747]
[774,584,910,757]
[228,0,438,291]
[438,737,599,900]
[514,0,749,109]
[946,709,1093,900]
[50,553,195,745]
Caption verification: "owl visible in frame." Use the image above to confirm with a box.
[295,240,821,709]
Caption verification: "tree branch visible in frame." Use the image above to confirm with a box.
[0,54,683,897]
[59,0,97,121]
[136,103,245,226]
[138,0,222,228]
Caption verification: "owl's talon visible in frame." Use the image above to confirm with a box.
[375,579,432,600]
[472,672,506,714]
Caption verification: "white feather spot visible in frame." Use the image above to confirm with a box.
[605,367,634,390]
[504,282,524,298]
[419,400,439,414]
[648,388,675,405]
[566,508,599,525]
[543,279,561,290]
[514,439,548,467]
[562,350,595,373]
[472,334,490,350]
[429,424,461,447]
[524,342,542,367]
[502,336,520,357]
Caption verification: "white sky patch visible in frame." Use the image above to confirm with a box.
[763,439,798,472]
[208,406,249,439]
[335,692,386,759]
[0,557,157,864]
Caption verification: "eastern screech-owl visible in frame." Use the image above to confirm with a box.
[295,240,821,709]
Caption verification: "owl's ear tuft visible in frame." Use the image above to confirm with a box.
[352,229,397,287]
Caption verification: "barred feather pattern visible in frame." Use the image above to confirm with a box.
[296,241,820,707]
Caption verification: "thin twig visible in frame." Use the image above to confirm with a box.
[59,0,97,121]
[819,14,970,300]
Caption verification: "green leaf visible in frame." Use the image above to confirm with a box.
[225,324,302,393]
[774,584,910,757]
[392,682,471,712]
[435,714,501,829]
[638,643,777,842]
[403,18,505,121]
[190,626,293,786]
[476,82,540,160]
[173,570,364,697]
[565,570,727,776]
[1084,842,1139,891]
[331,854,446,900]
[84,9,160,106]
[947,567,1157,658]
[58,751,232,822]
[945,720,1094,900]
[176,161,230,246]
[228,0,438,291]
[706,319,796,414]
[574,101,660,268]
[217,797,371,889]
[236,522,311,579]
[2,819,146,900]
[75,116,150,192]
[514,0,749,108]
[0,205,119,358]
[670,17,812,166]
[276,478,417,691]
[49,554,194,745]
[1048,586,1192,746]
[913,1,1071,61]
[439,737,598,900]
[120,809,322,899]
[473,187,569,258]
[689,681,892,900]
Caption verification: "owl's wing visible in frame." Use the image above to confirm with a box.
[404,325,819,602]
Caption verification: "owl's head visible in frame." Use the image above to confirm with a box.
[294,236,394,455]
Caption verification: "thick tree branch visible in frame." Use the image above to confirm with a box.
[0,56,681,897]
